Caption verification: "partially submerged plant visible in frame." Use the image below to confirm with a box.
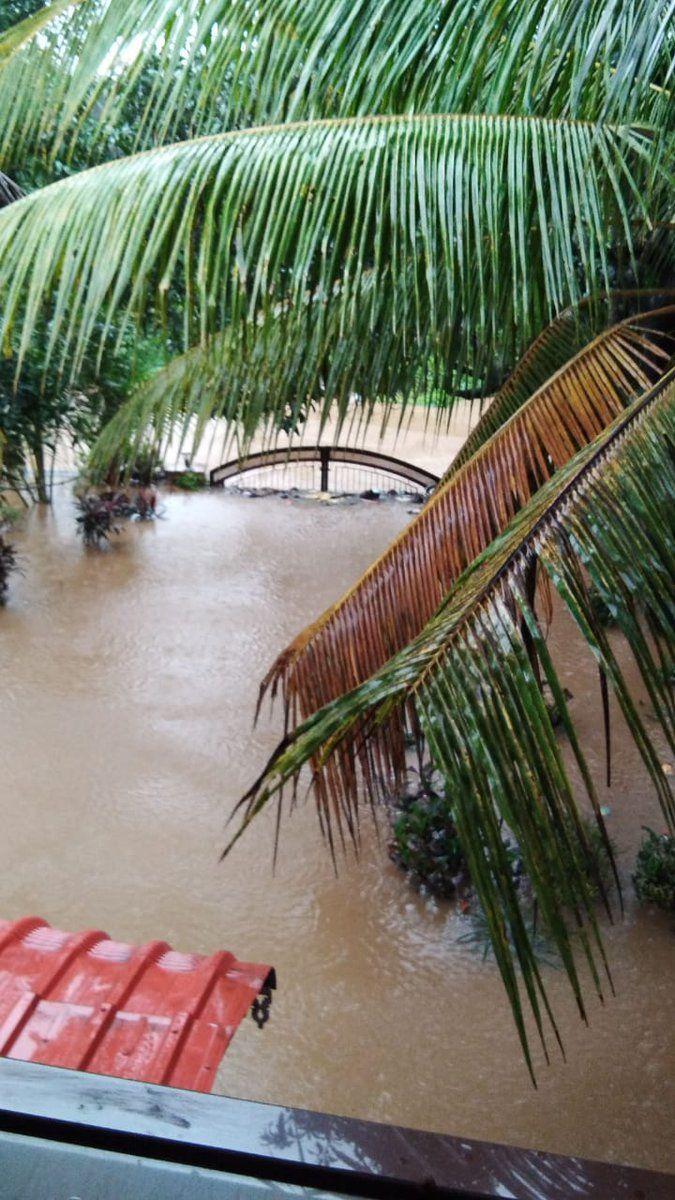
[633,829,675,913]
[172,470,204,491]
[389,762,468,900]
[75,492,125,546]
[75,484,159,545]
[390,763,615,958]
[0,526,17,602]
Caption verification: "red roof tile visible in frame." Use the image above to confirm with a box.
[0,917,274,1092]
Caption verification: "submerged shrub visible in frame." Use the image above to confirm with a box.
[75,492,124,545]
[390,758,616,967]
[75,486,159,545]
[389,763,468,899]
[390,754,613,916]
[633,828,675,913]
[172,470,204,491]
[458,815,615,964]
[0,529,17,603]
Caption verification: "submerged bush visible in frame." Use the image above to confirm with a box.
[458,815,615,964]
[390,758,616,971]
[0,528,17,602]
[389,763,468,899]
[172,470,204,491]
[633,828,675,913]
[390,754,613,911]
[75,486,159,545]
[75,492,124,545]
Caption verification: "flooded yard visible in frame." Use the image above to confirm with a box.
[0,487,673,1173]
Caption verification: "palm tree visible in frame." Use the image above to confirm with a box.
[0,1,672,1074]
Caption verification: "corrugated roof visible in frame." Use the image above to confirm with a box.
[0,917,274,1092]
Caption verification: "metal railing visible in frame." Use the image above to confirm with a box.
[210,445,439,496]
[0,1059,671,1200]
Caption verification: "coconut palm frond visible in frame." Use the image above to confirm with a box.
[86,274,412,475]
[0,0,93,167]
[0,0,671,167]
[259,306,675,730]
[91,288,675,481]
[445,289,675,481]
[230,370,675,1076]
[87,254,514,475]
[0,114,659,395]
[0,0,81,61]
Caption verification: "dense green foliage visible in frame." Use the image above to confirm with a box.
[171,471,205,492]
[633,829,675,912]
[0,19,195,503]
[391,763,616,910]
[390,764,467,900]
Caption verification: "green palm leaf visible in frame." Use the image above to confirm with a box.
[87,275,413,474]
[0,0,671,168]
[0,114,658,398]
[84,260,480,474]
[229,368,675,1076]
[0,0,81,61]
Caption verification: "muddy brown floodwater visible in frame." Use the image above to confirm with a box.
[1,487,673,1173]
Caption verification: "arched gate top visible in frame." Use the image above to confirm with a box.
[210,445,439,491]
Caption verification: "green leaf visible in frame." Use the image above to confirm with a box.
[0,0,672,167]
[0,115,659,399]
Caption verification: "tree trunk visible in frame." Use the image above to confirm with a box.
[32,437,50,504]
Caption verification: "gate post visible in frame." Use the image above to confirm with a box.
[319,446,331,492]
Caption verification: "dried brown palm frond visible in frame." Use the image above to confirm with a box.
[231,371,675,1076]
[260,305,675,734]
[444,288,675,480]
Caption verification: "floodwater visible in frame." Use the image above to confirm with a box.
[1,487,673,1173]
